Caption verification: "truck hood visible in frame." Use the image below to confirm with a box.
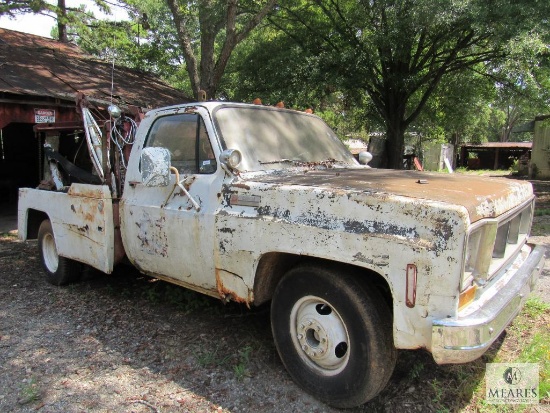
[245,169,533,222]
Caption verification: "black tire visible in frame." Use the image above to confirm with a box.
[37,219,81,286]
[270,263,397,408]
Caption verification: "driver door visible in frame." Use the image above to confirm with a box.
[121,109,223,294]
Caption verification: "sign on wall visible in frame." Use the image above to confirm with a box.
[34,109,56,123]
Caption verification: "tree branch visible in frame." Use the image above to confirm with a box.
[165,0,200,97]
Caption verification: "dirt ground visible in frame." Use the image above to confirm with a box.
[0,180,549,413]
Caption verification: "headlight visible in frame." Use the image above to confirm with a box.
[463,220,498,288]
[219,149,242,170]
[462,200,534,291]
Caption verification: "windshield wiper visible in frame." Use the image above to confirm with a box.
[316,158,339,165]
[303,158,341,167]
[258,159,302,165]
[259,158,342,167]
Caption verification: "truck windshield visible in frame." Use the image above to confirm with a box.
[214,106,358,172]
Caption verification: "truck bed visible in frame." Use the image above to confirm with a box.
[18,184,116,273]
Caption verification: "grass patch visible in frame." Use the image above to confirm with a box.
[493,299,550,405]
[455,168,512,176]
[233,345,253,381]
[519,332,550,400]
[17,377,41,405]
[468,298,549,408]
[194,345,232,368]
[530,217,550,236]
[0,231,18,239]
[534,208,550,216]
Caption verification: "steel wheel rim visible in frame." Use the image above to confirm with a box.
[290,295,350,376]
[42,232,59,273]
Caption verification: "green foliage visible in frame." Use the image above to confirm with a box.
[67,0,279,99]
[223,24,373,136]
[499,298,550,403]
[17,377,40,405]
[534,208,550,217]
[233,345,253,380]
[63,0,194,95]
[429,378,445,405]
[1,0,52,17]
[142,281,162,303]
[412,68,496,144]
[520,332,549,400]
[522,297,549,318]
[234,0,550,167]
[233,363,248,380]
[164,286,220,313]
[16,0,547,163]
[194,345,232,367]
[408,361,425,380]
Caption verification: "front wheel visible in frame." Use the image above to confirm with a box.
[38,219,81,286]
[271,264,396,408]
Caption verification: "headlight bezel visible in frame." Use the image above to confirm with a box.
[461,199,534,293]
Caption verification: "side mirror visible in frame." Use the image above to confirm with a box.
[358,151,373,166]
[141,147,171,187]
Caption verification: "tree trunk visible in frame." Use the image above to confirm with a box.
[199,29,217,99]
[383,103,407,169]
[166,0,201,99]
[167,0,277,100]
[57,0,68,42]
[385,124,406,170]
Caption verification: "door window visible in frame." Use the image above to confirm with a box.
[145,114,216,174]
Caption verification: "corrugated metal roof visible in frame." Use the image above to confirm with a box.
[0,28,191,109]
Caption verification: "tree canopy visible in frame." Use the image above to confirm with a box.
[248,0,549,168]
[6,0,550,168]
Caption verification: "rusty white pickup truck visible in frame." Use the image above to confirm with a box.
[18,101,544,408]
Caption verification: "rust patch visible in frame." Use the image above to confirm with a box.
[136,214,168,257]
[229,193,261,207]
[231,183,251,190]
[67,185,109,200]
[113,202,126,265]
[249,169,534,222]
[352,252,389,267]
[215,268,251,307]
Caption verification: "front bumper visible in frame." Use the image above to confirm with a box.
[431,243,545,364]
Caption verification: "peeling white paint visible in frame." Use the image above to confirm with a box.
[19,101,541,359]
[18,184,115,273]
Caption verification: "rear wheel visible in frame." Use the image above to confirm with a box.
[271,263,396,408]
[38,219,81,286]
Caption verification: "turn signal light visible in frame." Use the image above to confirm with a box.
[459,284,477,310]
